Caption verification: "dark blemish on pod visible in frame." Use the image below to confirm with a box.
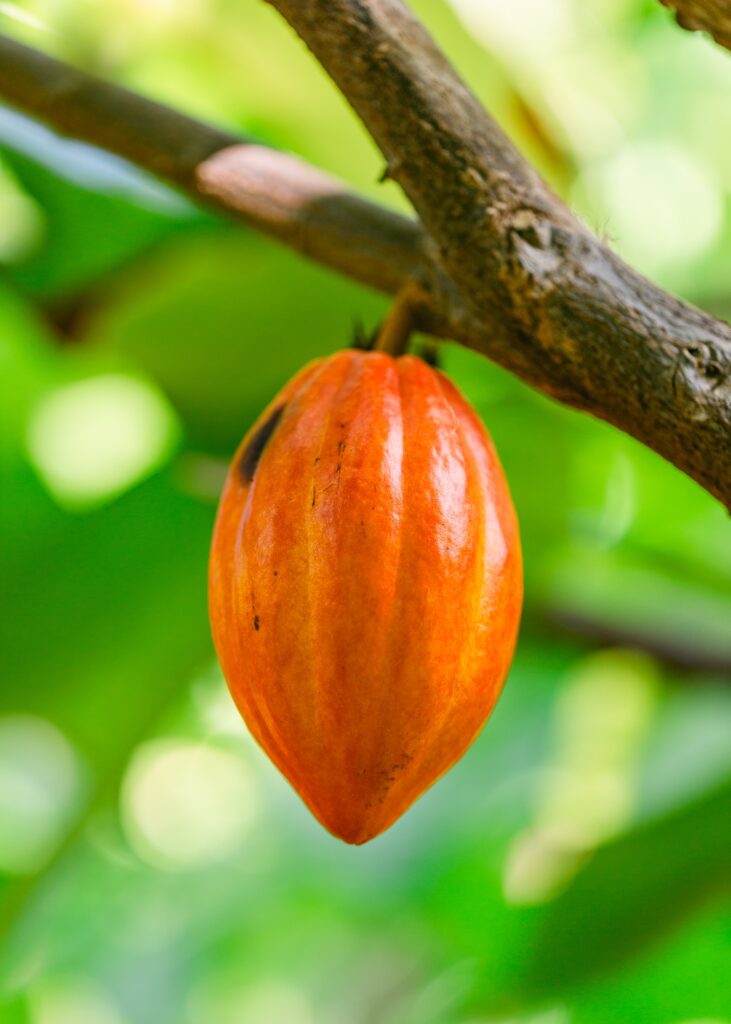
[238,404,286,484]
[253,615,260,631]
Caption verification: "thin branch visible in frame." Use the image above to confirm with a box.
[660,0,731,51]
[0,29,730,507]
[267,0,731,510]
[374,282,420,355]
[0,33,430,301]
[547,606,731,676]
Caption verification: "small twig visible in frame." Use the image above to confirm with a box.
[374,284,419,356]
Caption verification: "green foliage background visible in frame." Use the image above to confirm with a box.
[1,1,730,1022]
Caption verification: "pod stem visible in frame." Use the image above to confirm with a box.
[374,283,419,356]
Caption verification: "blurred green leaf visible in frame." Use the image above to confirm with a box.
[0,470,215,979]
[86,231,389,452]
[517,777,731,996]
[0,107,209,300]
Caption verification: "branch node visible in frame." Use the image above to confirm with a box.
[378,157,403,184]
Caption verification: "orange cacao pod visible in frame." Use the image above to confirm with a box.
[209,349,522,843]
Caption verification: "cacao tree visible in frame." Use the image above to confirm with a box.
[0,2,729,1022]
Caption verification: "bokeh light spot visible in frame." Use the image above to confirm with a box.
[192,663,252,740]
[187,977,314,1024]
[0,715,87,875]
[452,0,572,60]
[121,739,258,870]
[0,157,45,261]
[504,650,658,905]
[575,141,722,276]
[27,373,179,510]
[0,3,49,32]
[30,977,127,1024]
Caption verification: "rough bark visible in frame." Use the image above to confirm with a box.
[0,25,730,506]
[660,0,731,51]
[267,0,731,509]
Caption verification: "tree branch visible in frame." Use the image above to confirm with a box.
[660,0,731,51]
[0,27,730,507]
[0,33,433,302]
[267,0,731,510]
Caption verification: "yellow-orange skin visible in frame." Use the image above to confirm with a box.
[209,350,522,844]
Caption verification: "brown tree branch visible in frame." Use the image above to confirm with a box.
[0,28,730,507]
[0,33,433,302]
[660,0,731,51]
[267,0,731,510]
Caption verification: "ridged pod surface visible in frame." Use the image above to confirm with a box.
[209,349,522,844]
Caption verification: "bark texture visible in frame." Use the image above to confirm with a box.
[267,0,731,509]
[0,21,730,506]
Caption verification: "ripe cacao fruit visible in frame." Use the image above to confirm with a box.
[209,349,522,844]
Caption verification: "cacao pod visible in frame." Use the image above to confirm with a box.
[209,349,522,844]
